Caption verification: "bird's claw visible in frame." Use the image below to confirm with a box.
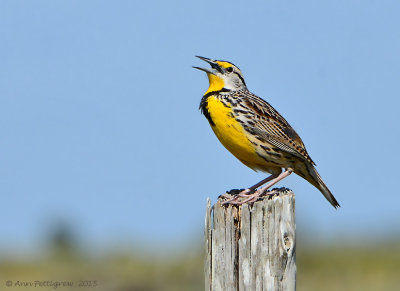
[221,189,277,206]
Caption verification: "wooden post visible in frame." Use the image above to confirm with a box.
[205,189,296,291]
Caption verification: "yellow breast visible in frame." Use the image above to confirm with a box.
[206,96,266,170]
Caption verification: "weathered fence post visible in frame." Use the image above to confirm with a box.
[205,189,296,291]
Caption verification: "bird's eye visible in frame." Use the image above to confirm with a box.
[226,67,233,73]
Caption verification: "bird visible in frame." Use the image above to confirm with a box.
[193,56,340,208]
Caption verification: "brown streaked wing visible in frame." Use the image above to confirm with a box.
[239,91,316,165]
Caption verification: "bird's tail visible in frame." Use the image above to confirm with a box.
[295,164,340,209]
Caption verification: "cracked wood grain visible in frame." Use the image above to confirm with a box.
[205,190,296,291]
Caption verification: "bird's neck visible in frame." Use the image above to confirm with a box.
[205,73,225,95]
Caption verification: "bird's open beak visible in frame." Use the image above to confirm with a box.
[193,56,222,75]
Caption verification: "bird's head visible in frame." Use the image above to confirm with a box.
[193,56,247,94]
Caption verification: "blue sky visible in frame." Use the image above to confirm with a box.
[1,0,400,252]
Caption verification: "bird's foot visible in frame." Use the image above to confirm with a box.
[220,188,252,204]
[218,189,245,199]
[221,188,278,205]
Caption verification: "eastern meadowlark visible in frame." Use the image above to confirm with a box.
[194,56,340,208]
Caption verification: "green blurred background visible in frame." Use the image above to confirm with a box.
[1,222,399,291]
